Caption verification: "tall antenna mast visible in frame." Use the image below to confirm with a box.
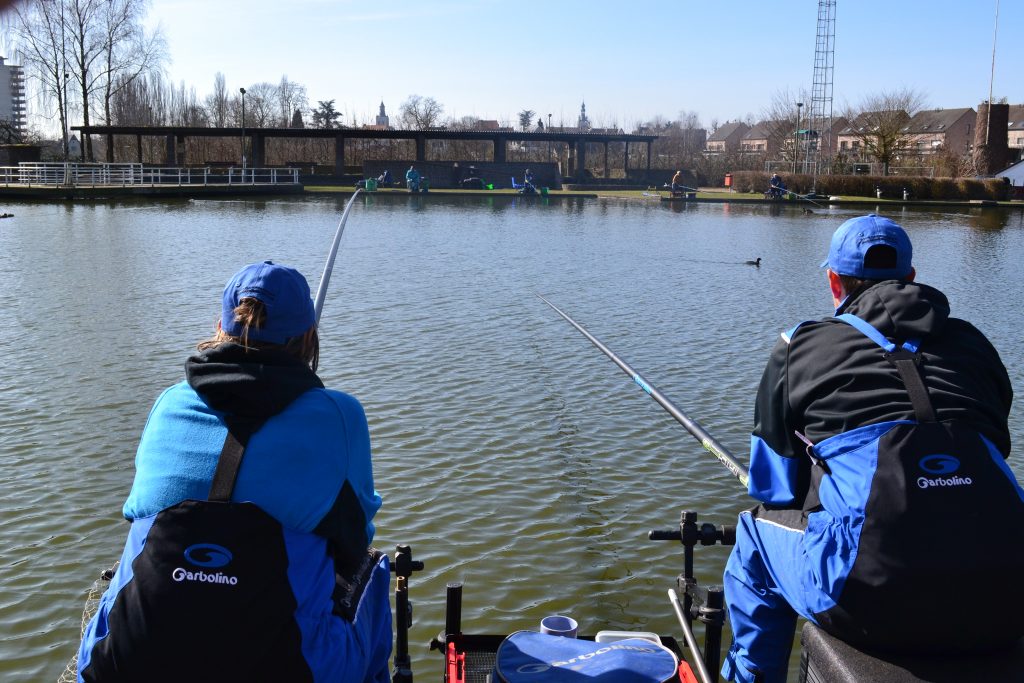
[807,0,836,190]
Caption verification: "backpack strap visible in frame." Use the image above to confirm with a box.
[208,416,264,502]
[834,314,937,424]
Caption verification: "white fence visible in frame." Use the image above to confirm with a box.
[0,162,300,187]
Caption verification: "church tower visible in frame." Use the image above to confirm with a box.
[577,101,590,131]
[375,101,389,128]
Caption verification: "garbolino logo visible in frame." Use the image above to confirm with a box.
[918,454,960,475]
[917,454,972,490]
[184,543,233,568]
[514,643,662,673]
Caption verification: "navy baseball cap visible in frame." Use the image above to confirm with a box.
[221,261,315,344]
[821,214,913,279]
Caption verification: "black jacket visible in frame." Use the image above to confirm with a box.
[749,280,1012,505]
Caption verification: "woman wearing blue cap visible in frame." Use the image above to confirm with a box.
[78,261,391,682]
[721,216,1024,683]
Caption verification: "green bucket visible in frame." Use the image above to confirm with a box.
[365,178,378,192]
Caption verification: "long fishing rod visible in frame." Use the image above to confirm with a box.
[313,188,362,324]
[537,294,749,487]
[661,180,826,209]
[766,185,826,209]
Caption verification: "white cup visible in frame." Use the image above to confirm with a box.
[540,615,578,638]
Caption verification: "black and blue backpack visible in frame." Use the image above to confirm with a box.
[803,314,1024,652]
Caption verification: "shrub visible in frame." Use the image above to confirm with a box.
[727,171,1009,200]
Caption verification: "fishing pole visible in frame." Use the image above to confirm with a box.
[766,184,826,209]
[668,588,714,683]
[537,294,749,487]
[313,188,362,324]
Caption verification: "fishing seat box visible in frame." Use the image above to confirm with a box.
[799,623,1024,683]
[444,633,696,683]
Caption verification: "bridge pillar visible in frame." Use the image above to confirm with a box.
[624,142,629,177]
[165,135,176,165]
[106,134,114,163]
[603,142,609,178]
[646,141,652,181]
[136,135,142,163]
[253,133,265,168]
[334,134,345,176]
[415,135,426,161]
[493,136,506,163]
[575,140,587,182]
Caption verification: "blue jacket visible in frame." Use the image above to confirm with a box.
[78,345,390,682]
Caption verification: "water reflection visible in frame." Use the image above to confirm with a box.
[967,208,1011,231]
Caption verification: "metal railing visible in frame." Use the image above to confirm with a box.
[0,162,300,188]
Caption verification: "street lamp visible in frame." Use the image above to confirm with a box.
[548,113,553,159]
[239,87,246,172]
[795,102,803,173]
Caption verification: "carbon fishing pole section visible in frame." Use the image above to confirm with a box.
[313,188,363,324]
[536,294,749,488]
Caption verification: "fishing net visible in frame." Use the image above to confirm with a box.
[56,562,118,683]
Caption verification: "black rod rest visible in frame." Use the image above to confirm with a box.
[391,544,424,683]
[429,582,464,654]
[650,510,736,680]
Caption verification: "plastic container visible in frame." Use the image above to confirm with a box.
[594,630,661,645]
[365,178,378,192]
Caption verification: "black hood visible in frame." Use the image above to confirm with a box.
[838,281,951,341]
[185,343,323,419]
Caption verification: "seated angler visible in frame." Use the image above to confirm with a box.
[78,261,392,683]
[406,165,421,192]
[723,215,1024,683]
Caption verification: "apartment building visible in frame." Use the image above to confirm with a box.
[1008,104,1024,162]
[705,121,750,154]
[0,57,26,138]
[901,107,975,155]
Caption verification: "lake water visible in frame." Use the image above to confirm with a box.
[1,195,1022,681]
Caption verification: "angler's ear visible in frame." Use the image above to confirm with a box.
[827,269,844,307]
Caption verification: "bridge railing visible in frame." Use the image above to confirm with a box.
[0,163,300,187]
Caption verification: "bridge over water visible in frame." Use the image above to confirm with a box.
[73,125,660,183]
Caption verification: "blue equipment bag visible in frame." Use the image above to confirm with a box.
[495,632,679,683]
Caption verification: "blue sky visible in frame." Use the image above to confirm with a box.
[39,1,1024,130]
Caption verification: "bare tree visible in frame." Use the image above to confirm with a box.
[10,0,164,160]
[241,82,277,127]
[399,95,443,129]
[168,81,206,126]
[277,76,307,127]
[205,72,229,127]
[760,87,811,163]
[64,0,105,159]
[97,0,167,129]
[9,1,75,158]
[841,88,926,175]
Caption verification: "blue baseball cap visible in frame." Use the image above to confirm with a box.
[221,261,315,344]
[821,214,913,279]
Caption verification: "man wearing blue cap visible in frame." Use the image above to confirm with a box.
[79,261,392,682]
[722,216,1024,683]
